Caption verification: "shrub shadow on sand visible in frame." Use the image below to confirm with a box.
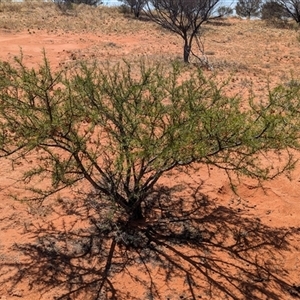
[0,183,300,299]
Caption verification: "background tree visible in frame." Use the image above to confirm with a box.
[217,5,234,17]
[119,0,146,17]
[145,0,221,63]
[235,0,262,18]
[53,0,102,12]
[261,0,289,19]
[277,0,300,23]
[261,0,291,27]
[71,0,102,4]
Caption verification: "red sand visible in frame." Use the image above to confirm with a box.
[0,19,300,299]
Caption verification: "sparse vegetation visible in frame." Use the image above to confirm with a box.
[235,0,262,18]
[0,2,300,299]
[0,56,298,220]
[261,0,288,20]
[145,0,221,63]
[277,0,300,23]
[54,0,102,7]
[217,5,234,17]
[53,0,102,15]
[0,53,300,297]
[118,0,146,17]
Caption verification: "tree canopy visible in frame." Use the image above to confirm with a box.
[145,0,221,63]
[0,56,300,222]
[119,0,146,17]
[1,55,300,298]
[277,0,300,23]
[235,0,262,18]
[261,0,289,20]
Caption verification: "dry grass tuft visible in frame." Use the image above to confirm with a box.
[0,2,157,33]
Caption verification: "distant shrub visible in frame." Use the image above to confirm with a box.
[277,0,300,23]
[118,0,146,18]
[71,0,102,5]
[217,5,234,17]
[261,0,288,20]
[235,0,262,19]
[54,0,102,14]
[118,3,132,14]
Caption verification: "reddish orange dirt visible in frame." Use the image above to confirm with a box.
[1,4,300,299]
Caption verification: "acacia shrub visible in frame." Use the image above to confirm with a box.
[0,56,300,225]
[145,0,221,63]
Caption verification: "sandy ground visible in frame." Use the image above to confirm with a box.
[1,4,300,299]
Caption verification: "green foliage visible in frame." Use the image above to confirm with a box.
[0,56,300,221]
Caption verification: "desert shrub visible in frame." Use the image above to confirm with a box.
[235,0,262,18]
[217,5,234,16]
[53,0,101,13]
[0,55,300,221]
[118,3,132,14]
[277,0,300,23]
[261,0,288,19]
[118,0,146,17]
[1,55,300,297]
[71,0,102,5]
